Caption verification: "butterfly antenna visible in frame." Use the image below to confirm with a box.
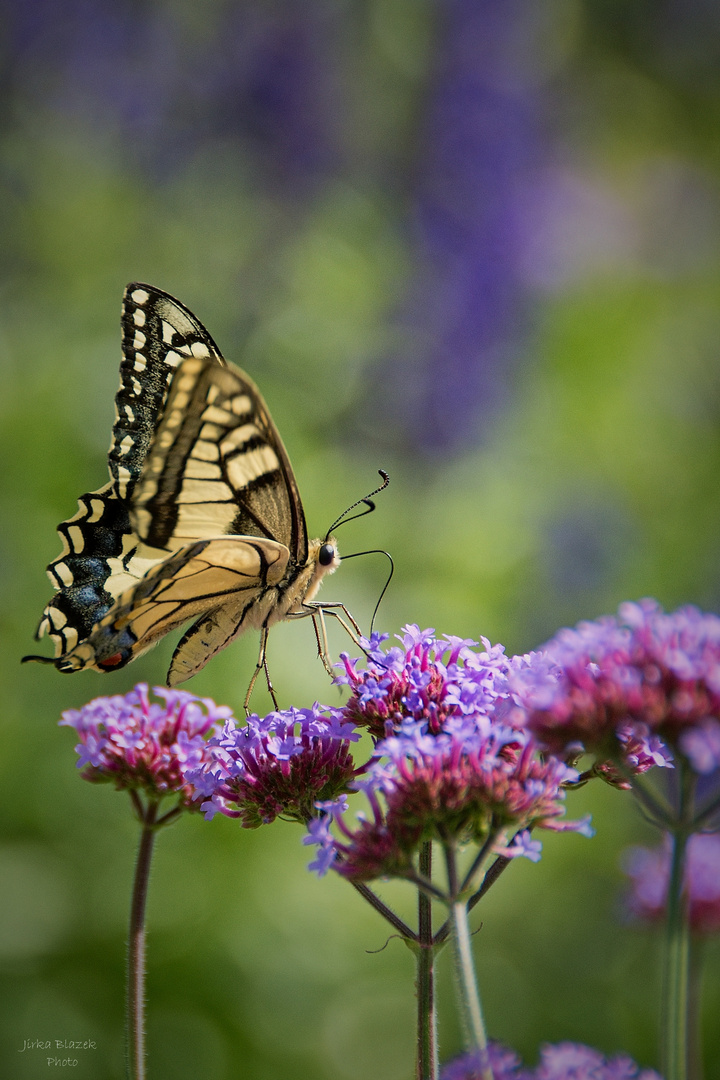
[324,470,389,541]
[338,549,394,635]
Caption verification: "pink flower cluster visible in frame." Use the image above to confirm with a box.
[338,626,514,739]
[511,600,720,778]
[306,629,593,882]
[60,684,228,805]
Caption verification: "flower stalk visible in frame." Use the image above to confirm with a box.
[449,898,492,1080]
[661,761,697,1080]
[127,799,158,1080]
[688,937,705,1080]
[416,841,438,1080]
[662,826,690,1080]
[60,685,225,1080]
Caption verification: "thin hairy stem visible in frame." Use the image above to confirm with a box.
[661,761,697,1080]
[350,881,417,941]
[449,900,492,1080]
[416,842,438,1080]
[127,799,158,1080]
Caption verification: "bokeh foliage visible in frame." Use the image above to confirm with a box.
[2,1,720,1077]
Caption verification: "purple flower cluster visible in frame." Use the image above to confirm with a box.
[511,600,720,779]
[60,684,228,806]
[338,626,517,739]
[305,719,591,881]
[184,705,360,828]
[622,832,720,935]
[306,629,593,881]
[441,1041,661,1079]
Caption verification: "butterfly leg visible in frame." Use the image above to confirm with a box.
[301,601,366,675]
[309,601,363,642]
[309,607,335,677]
[244,627,280,715]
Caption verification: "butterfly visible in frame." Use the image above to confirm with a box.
[24,283,385,708]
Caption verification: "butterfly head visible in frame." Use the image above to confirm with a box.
[304,537,340,603]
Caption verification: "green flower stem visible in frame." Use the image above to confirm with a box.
[660,761,697,1080]
[616,764,674,826]
[351,881,417,940]
[662,826,690,1080]
[406,870,449,904]
[127,799,158,1080]
[688,936,705,1080]
[435,840,511,947]
[691,792,720,832]
[416,841,438,1080]
[459,828,497,895]
[449,899,492,1080]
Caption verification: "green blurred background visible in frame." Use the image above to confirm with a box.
[2,1,720,1076]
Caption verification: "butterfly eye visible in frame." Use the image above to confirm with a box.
[318,543,337,567]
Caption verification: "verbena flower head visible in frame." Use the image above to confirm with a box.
[184,704,360,827]
[306,712,592,883]
[622,832,720,935]
[510,600,720,779]
[440,1041,661,1079]
[337,626,515,740]
[60,684,228,806]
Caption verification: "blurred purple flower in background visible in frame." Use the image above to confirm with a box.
[381,0,548,455]
[440,1040,661,1079]
[510,600,720,782]
[622,832,720,935]
[3,0,340,184]
[440,1041,521,1080]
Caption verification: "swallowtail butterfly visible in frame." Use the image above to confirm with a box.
[25,283,375,706]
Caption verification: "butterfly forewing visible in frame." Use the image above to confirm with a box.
[131,355,307,562]
[111,284,226,501]
[36,284,230,659]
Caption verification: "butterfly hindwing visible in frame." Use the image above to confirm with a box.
[36,484,133,654]
[54,536,292,676]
